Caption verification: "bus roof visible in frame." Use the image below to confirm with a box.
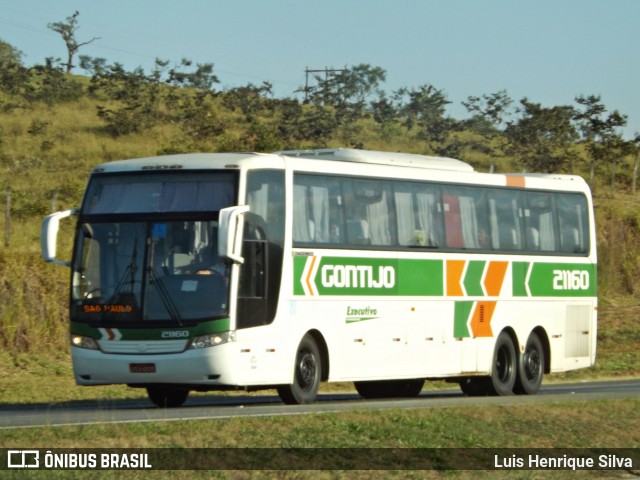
[91,152,265,173]
[274,148,474,172]
[89,149,589,192]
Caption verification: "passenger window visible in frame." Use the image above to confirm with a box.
[442,186,487,249]
[523,193,556,251]
[293,176,344,245]
[557,194,589,254]
[488,190,523,251]
[344,179,394,246]
[394,183,443,248]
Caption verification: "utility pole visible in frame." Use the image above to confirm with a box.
[303,67,347,102]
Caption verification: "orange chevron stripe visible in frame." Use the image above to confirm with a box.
[483,261,509,296]
[305,256,318,296]
[446,260,466,296]
[470,301,496,337]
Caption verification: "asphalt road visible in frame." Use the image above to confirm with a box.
[1,379,638,429]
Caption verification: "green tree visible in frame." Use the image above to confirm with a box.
[506,99,577,173]
[305,64,386,124]
[371,92,402,141]
[277,100,338,147]
[0,39,30,97]
[90,61,161,135]
[221,82,274,122]
[79,55,108,75]
[166,58,219,91]
[573,95,627,186]
[396,84,455,150]
[14,57,84,104]
[462,90,513,133]
[0,39,23,65]
[48,11,100,73]
[460,90,513,163]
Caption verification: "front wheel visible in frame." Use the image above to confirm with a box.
[514,332,545,395]
[277,334,322,405]
[146,387,189,408]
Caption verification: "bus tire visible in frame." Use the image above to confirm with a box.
[146,387,189,408]
[354,379,425,399]
[514,332,544,395]
[489,331,517,396]
[277,334,321,405]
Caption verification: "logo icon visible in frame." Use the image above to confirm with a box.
[8,450,40,469]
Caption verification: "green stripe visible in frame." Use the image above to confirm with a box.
[463,261,486,296]
[397,259,443,296]
[454,301,473,338]
[293,255,308,296]
[512,262,597,297]
[293,256,444,296]
[512,261,531,297]
[294,255,596,298]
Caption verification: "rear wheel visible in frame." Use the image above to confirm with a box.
[146,387,189,408]
[277,334,322,405]
[488,331,517,396]
[458,332,518,396]
[514,332,544,394]
[355,379,425,399]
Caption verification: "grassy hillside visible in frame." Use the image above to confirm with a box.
[0,80,639,379]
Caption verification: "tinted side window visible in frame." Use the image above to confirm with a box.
[523,192,556,251]
[394,182,444,248]
[442,186,488,249]
[292,173,590,256]
[557,193,589,254]
[487,189,523,251]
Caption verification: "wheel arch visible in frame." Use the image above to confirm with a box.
[305,329,330,381]
[499,326,519,350]
[531,326,551,374]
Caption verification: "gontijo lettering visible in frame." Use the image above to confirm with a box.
[321,264,395,289]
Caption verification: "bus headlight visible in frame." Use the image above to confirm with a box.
[71,334,99,350]
[189,331,234,349]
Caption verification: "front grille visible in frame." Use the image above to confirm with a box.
[97,339,188,354]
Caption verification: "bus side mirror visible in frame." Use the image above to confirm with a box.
[41,208,77,266]
[218,205,250,264]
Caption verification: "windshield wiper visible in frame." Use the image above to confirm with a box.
[101,242,140,323]
[146,266,183,326]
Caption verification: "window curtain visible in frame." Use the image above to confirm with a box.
[416,193,438,246]
[366,191,392,245]
[293,184,311,242]
[310,186,330,242]
[395,192,414,245]
[459,196,479,248]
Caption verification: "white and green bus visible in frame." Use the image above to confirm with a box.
[42,148,597,406]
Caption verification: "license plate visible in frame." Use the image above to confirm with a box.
[129,363,156,373]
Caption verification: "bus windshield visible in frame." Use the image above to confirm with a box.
[71,172,236,324]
